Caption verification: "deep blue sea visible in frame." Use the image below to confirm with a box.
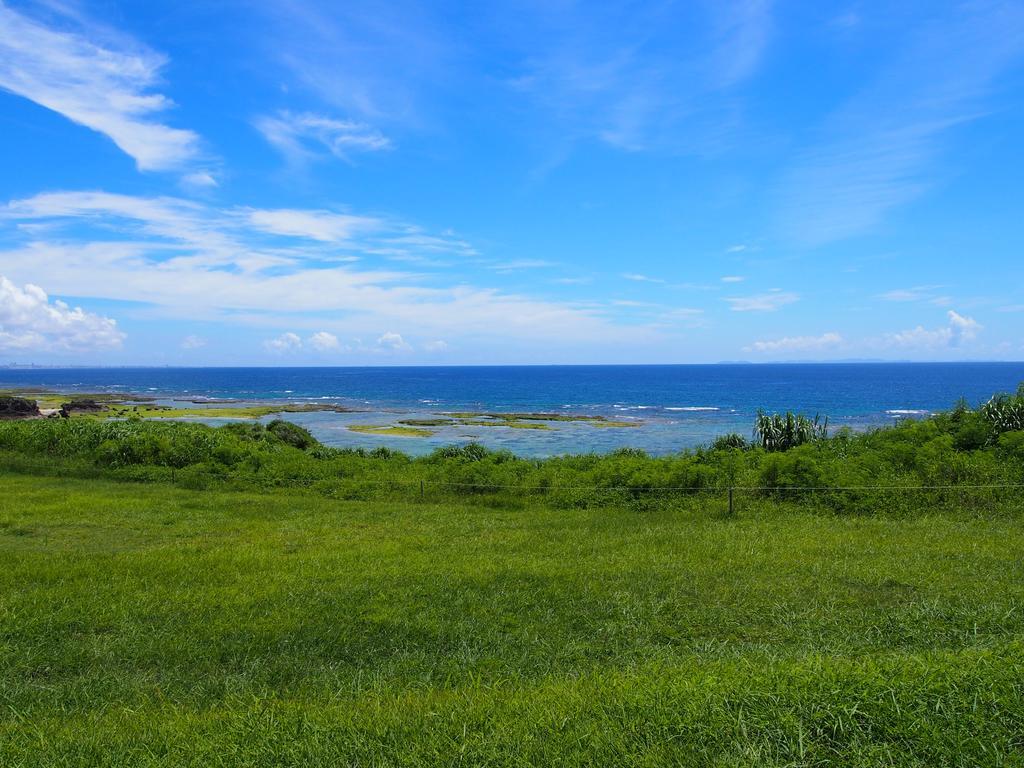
[3,363,1023,457]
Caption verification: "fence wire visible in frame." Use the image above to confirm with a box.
[3,451,1024,515]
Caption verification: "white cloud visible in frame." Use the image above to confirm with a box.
[775,3,1024,245]
[882,310,982,349]
[721,275,745,283]
[509,2,773,152]
[880,288,932,302]
[180,335,206,350]
[878,285,951,306]
[0,4,200,172]
[0,190,666,356]
[725,244,748,253]
[264,332,303,353]
[704,0,773,89]
[0,190,462,269]
[0,275,124,352]
[726,291,798,312]
[423,340,448,352]
[255,111,391,163]
[308,331,340,351]
[181,171,218,190]
[247,208,379,243]
[377,331,411,351]
[622,273,665,284]
[748,332,843,354]
[490,259,556,272]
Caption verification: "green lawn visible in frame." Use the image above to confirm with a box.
[1,472,1023,765]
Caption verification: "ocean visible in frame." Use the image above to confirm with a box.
[3,363,1023,457]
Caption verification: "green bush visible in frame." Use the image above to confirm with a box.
[266,419,317,450]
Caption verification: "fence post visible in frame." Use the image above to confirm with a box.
[728,487,734,516]
[420,479,424,499]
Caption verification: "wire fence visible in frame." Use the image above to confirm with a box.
[4,451,1024,516]
[158,468,1024,516]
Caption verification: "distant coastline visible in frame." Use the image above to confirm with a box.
[4,359,1023,370]
[4,362,1023,457]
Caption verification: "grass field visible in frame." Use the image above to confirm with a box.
[2,471,1023,765]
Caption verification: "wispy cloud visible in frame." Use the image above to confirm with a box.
[703,0,773,89]
[0,3,201,172]
[0,274,124,351]
[775,2,1024,245]
[507,2,773,152]
[0,190,658,354]
[721,275,745,283]
[489,259,556,272]
[878,285,951,306]
[256,1,447,122]
[255,110,392,164]
[180,172,218,191]
[622,272,665,284]
[726,290,798,312]
[246,208,381,243]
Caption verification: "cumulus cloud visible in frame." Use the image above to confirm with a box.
[263,331,345,353]
[180,335,206,350]
[0,275,124,351]
[748,332,843,354]
[883,310,981,349]
[255,111,391,164]
[726,291,799,312]
[377,331,411,351]
[0,4,200,172]
[423,339,448,352]
[308,331,340,351]
[264,332,303,353]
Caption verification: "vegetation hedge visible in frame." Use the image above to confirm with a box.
[1,384,1023,512]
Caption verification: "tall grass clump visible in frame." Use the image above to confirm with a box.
[980,384,1024,441]
[753,410,828,452]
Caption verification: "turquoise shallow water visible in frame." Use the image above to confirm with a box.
[3,363,1023,456]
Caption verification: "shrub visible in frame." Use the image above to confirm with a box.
[266,419,317,450]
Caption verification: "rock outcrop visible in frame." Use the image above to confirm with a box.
[59,399,107,418]
[0,396,41,420]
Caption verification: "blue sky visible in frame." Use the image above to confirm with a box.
[0,0,1022,365]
